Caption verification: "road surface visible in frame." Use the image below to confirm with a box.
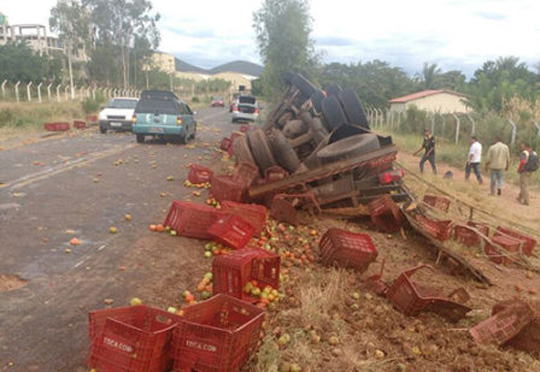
[0,107,238,371]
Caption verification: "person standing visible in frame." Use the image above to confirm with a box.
[517,142,538,206]
[484,136,510,196]
[414,129,437,174]
[465,136,483,184]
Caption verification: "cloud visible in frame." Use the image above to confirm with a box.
[315,36,356,47]
[474,11,507,21]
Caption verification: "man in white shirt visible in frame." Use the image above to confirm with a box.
[465,136,483,184]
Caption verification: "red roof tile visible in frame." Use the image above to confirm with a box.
[389,90,467,103]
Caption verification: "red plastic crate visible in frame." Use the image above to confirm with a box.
[188,164,213,184]
[212,248,280,302]
[416,215,453,241]
[172,294,265,372]
[484,235,521,265]
[453,225,482,247]
[233,161,259,188]
[368,194,402,233]
[467,221,490,236]
[221,201,267,236]
[163,201,225,239]
[44,122,70,131]
[319,228,378,272]
[385,265,471,322]
[73,120,87,129]
[88,305,180,372]
[220,137,232,152]
[210,174,246,203]
[494,226,536,257]
[423,194,451,213]
[207,214,256,249]
[470,300,534,346]
[86,115,98,124]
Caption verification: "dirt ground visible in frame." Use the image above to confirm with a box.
[1,110,540,371]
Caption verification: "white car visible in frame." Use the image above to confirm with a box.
[98,97,139,133]
[231,95,259,123]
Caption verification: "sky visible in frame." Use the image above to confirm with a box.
[2,0,540,77]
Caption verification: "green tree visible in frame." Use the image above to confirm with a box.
[466,57,540,112]
[253,0,318,100]
[0,42,62,83]
[420,63,442,90]
[50,0,92,99]
[83,0,160,88]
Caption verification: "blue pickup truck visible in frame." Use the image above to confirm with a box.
[132,90,196,143]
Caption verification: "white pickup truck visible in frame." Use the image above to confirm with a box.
[98,97,139,133]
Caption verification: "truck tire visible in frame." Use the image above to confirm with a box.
[324,84,343,97]
[291,73,318,98]
[310,90,326,114]
[234,136,256,165]
[316,133,380,163]
[321,95,347,131]
[268,128,301,173]
[136,134,145,143]
[338,89,370,129]
[247,129,278,175]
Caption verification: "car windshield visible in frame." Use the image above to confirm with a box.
[107,99,138,109]
[135,93,177,115]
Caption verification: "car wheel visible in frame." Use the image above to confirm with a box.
[190,123,197,139]
[247,128,278,175]
[316,133,380,163]
[136,134,145,143]
[291,73,318,98]
[338,89,370,129]
[268,128,300,173]
[100,126,107,134]
[233,135,256,166]
[321,95,347,131]
[324,84,343,97]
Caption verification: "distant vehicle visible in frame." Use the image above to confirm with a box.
[131,90,197,144]
[98,97,139,133]
[229,92,241,112]
[231,95,259,123]
[211,97,225,107]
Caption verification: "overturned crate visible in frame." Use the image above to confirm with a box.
[164,201,225,240]
[188,164,213,184]
[385,265,471,322]
[221,201,267,237]
[211,174,247,203]
[207,214,256,250]
[319,228,378,272]
[368,194,402,232]
[172,294,265,372]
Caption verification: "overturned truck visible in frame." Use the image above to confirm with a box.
[228,72,405,216]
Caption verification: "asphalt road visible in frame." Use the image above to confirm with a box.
[0,107,237,371]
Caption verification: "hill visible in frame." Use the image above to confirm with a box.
[174,58,263,77]
[210,61,263,77]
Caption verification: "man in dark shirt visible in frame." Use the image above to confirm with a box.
[414,129,437,174]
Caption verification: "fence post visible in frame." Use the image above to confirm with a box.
[507,119,517,145]
[430,113,435,134]
[15,81,21,103]
[56,84,62,102]
[26,82,33,102]
[453,114,461,144]
[47,83,53,101]
[467,114,475,135]
[534,121,540,138]
[1,80,6,98]
[37,83,42,103]
[92,87,96,100]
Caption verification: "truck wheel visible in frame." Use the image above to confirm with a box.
[283,119,307,139]
[338,89,370,129]
[100,126,107,134]
[321,95,347,131]
[324,84,343,97]
[234,136,256,165]
[247,129,278,175]
[310,90,325,114]
[268,128,300,173]
[136,134,145,143]
[291,73,318,98]
[316,133,380,163]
